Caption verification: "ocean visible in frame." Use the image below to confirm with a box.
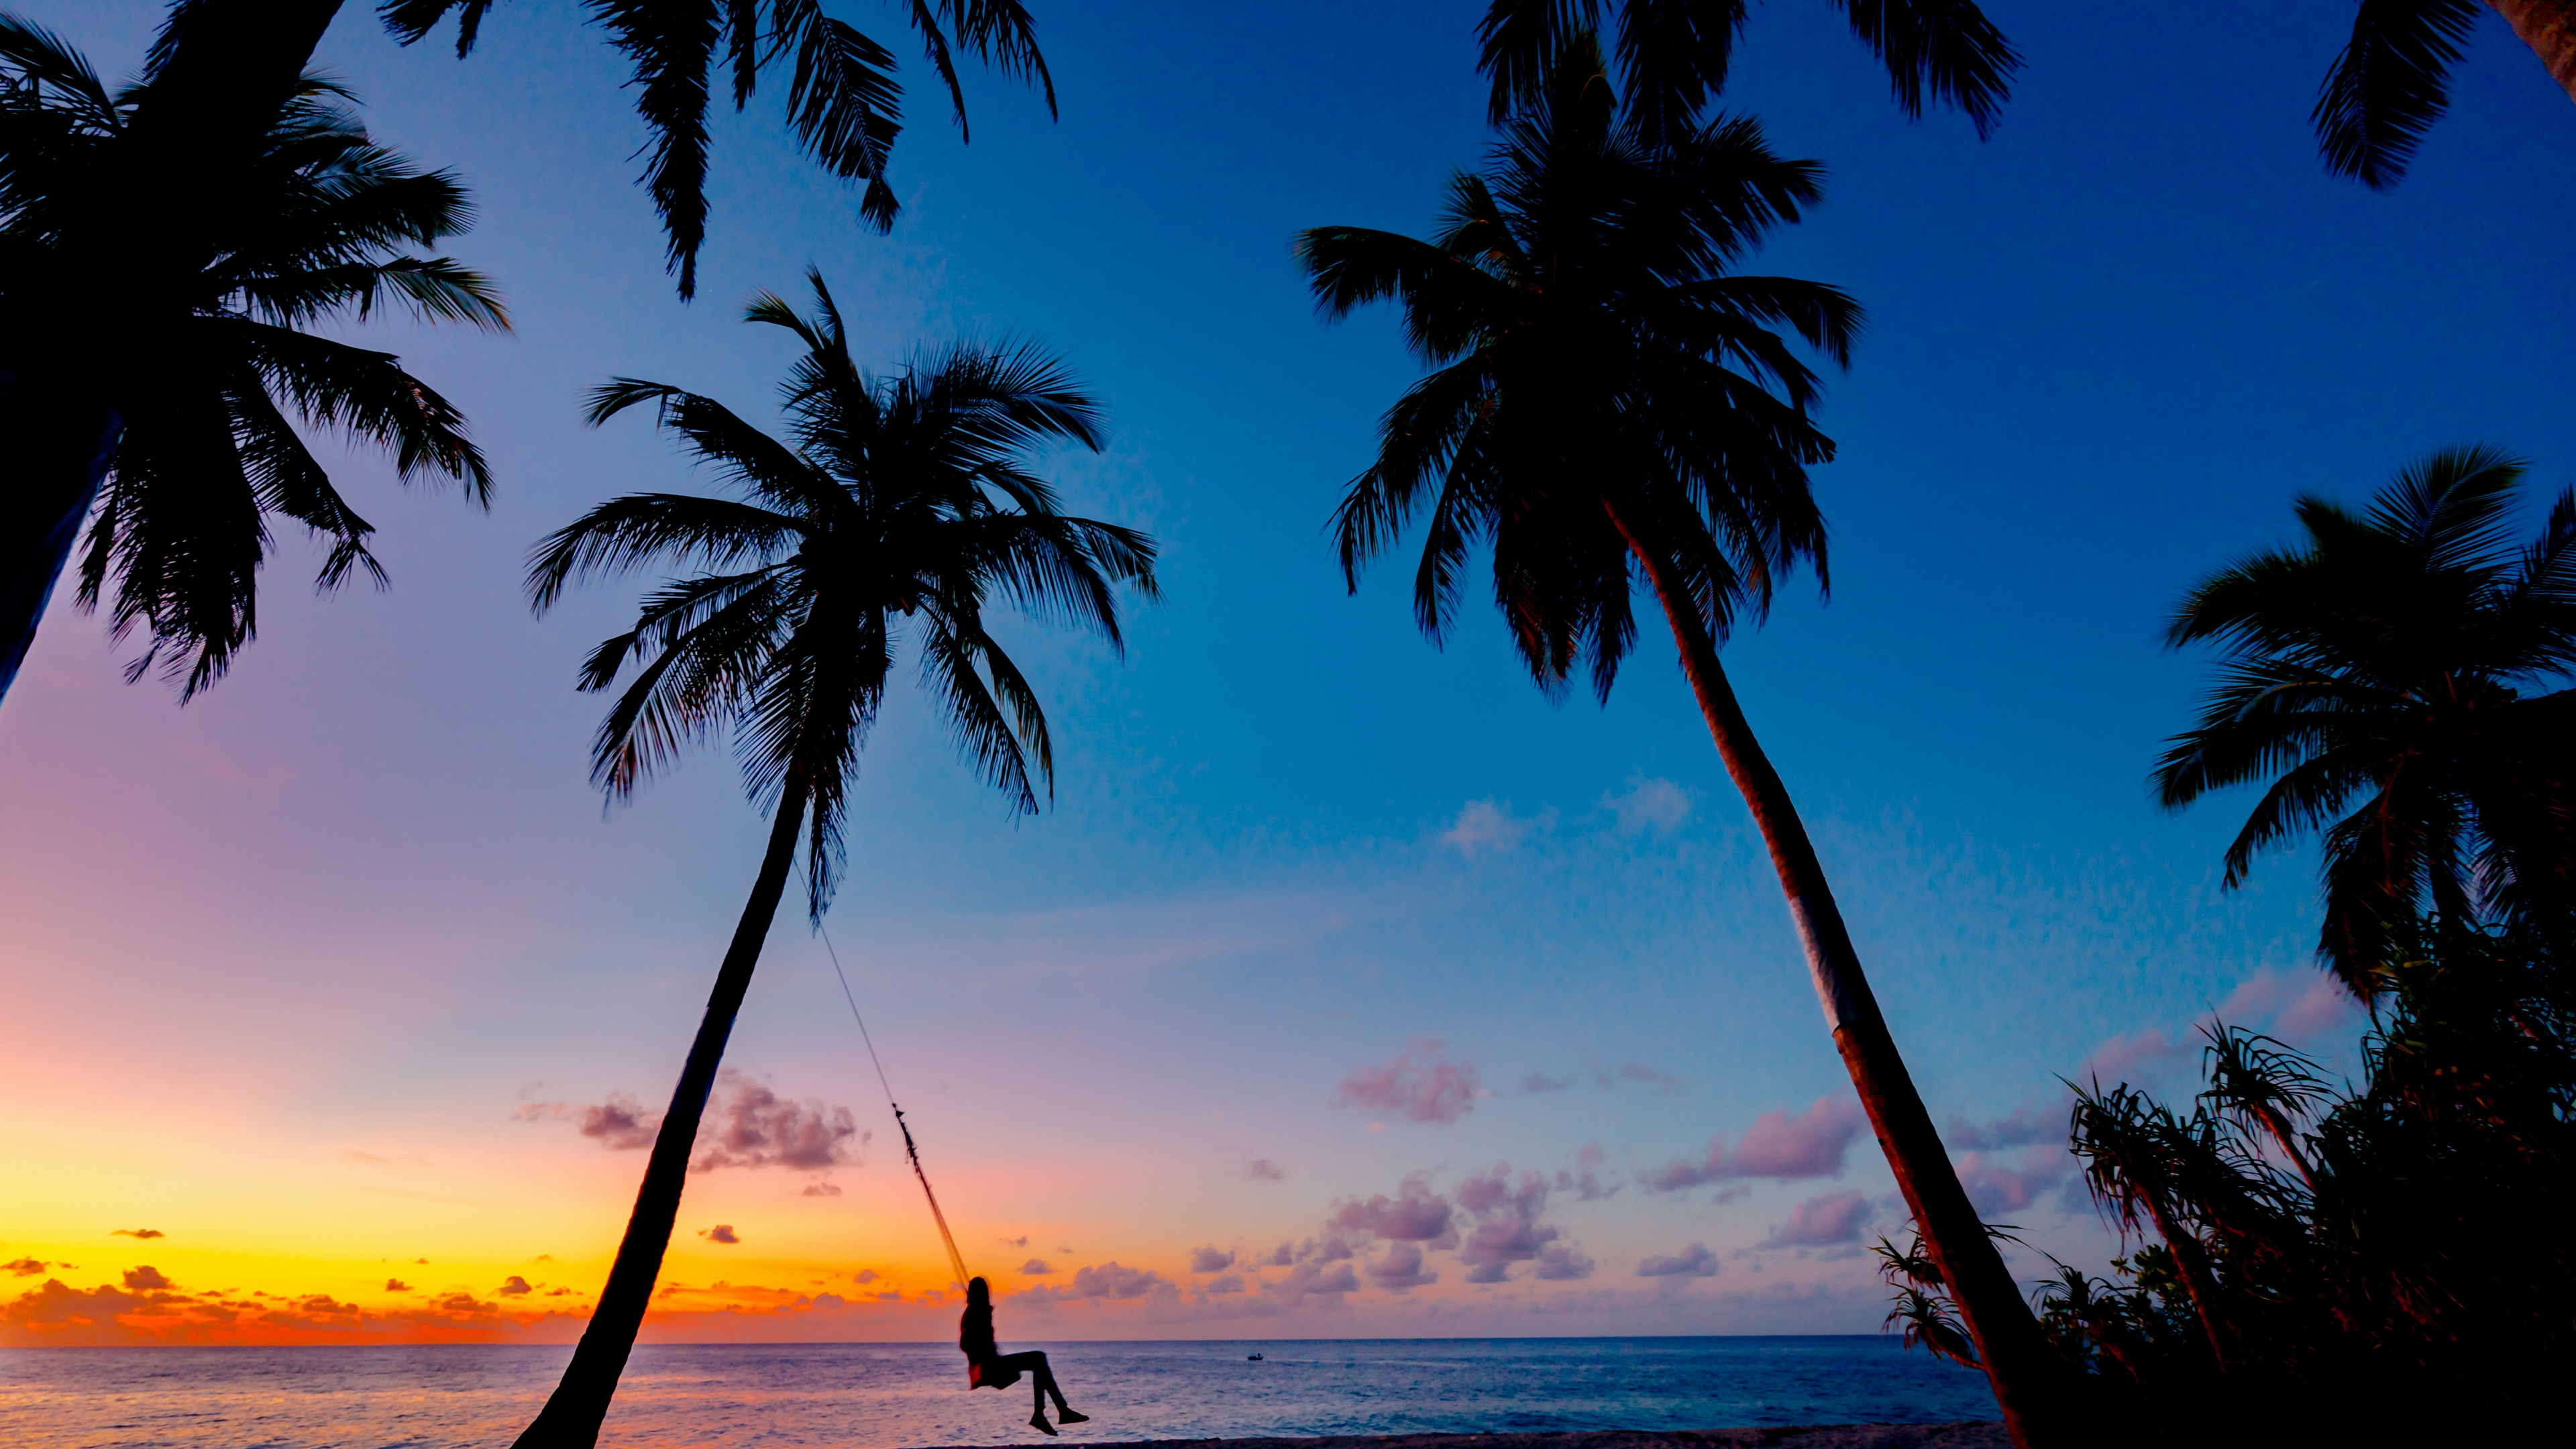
[0,1338,1998,1447]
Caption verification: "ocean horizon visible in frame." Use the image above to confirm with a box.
[1,1336,2000,1447]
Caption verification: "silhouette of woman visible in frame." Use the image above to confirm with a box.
[961,1277,1089,1435]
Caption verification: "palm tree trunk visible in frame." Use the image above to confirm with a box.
[2139,1195,2231,1372]
[0,376,120,702]
[2491,1,2576,101]
[513,790,809,1449]
[1601,500,2068,1448]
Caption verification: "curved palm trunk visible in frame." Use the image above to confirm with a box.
[2136,1193,2231,1372]
[513,790,808,1449]
[0,376,120,702]
[1602,500,2067,1448]
[2491,1,2576,101]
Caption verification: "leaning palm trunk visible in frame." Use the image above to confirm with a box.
[0,377,119,698]
[2491,1,2576,101]
[1604,500,2065,1445]
[514,789,808,1449]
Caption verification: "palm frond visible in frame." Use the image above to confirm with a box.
[2314,0,2482,191]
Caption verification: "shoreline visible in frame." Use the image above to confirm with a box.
[937,1423,1998,1433]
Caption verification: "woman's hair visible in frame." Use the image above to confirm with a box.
[967,1276,989,1305]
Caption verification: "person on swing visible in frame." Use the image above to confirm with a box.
[961,1277,1089,1435]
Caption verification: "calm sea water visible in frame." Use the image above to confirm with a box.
[0,1338,1998,1448]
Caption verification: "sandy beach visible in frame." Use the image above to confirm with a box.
[955,1430,2008,1449]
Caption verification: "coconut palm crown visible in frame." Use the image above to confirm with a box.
[0,17,504,699]
[1477,0,2021,146]
[2154,446,2576,994]
[529,268,1158,915]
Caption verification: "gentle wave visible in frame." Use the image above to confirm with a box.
[0,1338,1999,1448]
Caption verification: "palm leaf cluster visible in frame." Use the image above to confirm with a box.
[2154,447,2576,995]
[1297,38,1861,704]
[382,1,1054,297]
[2313,0,2487,190]
[1477,0,2020,146]
[2030,927,2574,1440]
[529,269,1156,917]
[0,17,504,696]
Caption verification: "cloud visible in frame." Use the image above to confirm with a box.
[853,1271,879,1284]
[1762,1191,1873,1249]
[4,1259,49,1277]
[1265,1260,1360,1301]
[1336,1039,1482,1124]
[1645,1095,1866,1191]
[700,1226,740,1245]
[496,1277,533,1297]
[1519,1071,1574,1093]
[1944,1102,2059,1152]
[1068,1263,1173,1299]
[111,1228,164,1240]
[800,1181,842,1197]
[1602,775,1693,835]
[121,1266,172,1291]
[1000,1236,1030,1248]
[1454,1165,1587,1285]
[2084,1030,2187,1087]
[1364,1242,1438,1290]
[1326,1175,1456,1244]
[1260,1242,1295,1267]
[1189,1247,1236,1274]
[1019,1258,1054,1276]
[385,1279,411,1293]
[1201,1273,1246,1295]
[1239,1158,1287,1182]
[1440,799,1551,855]
[1954,1152,2071,1216]
[1637,1243,1721,1278]
[694,1071,865,1171]
[1591,1061,1689,1095]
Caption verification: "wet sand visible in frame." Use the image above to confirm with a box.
[972,1430,2007,1449]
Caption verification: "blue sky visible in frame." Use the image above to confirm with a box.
[3,1,2573,1344]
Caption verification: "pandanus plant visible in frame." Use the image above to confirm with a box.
[520,271,1155,1448]
[1296,37,2068,1446]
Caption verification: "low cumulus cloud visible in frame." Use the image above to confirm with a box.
[519,1072,864,1173]
[121,1266,172,1291]
[384,1279,411,1293]
[1762,1191,1873,1249]
[1519,1071,1574,1093]
[1601,774,1693,835]
[1239,1159,1287,1183]
[1454,1166,1590,1285]
[1440,799,1552,855]
[496,1277,534,1297]
[1365,1242,1438,1290]
[111,1228,164,1240]
[1019,1258,1054,1276]
[1943,1102,2059,1152]
[1646,1095,1866,1193]
[1265,1259,1361,1302]
[2083,1029,2187,1089]
[2216,967,2365,1048]
[1201,1273,1246,1295]
[1336,1039,1483,1125]
[700,1225,740,1245]
[1189,1247,1236,1274]
[1069,1263,1174,1299]
[4,1259,50,1277]
[1637,1242,1721,1278]
[1954,1152,2072,1216]
[1327,1175,1456,1246]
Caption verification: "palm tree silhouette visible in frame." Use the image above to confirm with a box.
[2313,2,2576,191]
[1295,41,2065,1448]
[2154,445,2576,995]
[1476,0,2021,146]
[0,17,505,701]
[521,270,1155,1449]
[1,0,1057,710]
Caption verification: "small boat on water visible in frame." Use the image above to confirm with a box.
[1246,1352,1263,1361]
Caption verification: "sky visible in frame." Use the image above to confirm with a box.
[3,1,2573,1350]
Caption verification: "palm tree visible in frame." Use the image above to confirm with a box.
[1295,42,2068,1448]
[2153,446,2576,995]
[1476,0,2021,146]
[2313,2,2576,189]
[1,0,1057,710]
[519,270,1155,1449]
[382,0,1056,297]
[0,17,504,700]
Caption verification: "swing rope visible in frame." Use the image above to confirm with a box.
[820,924,973,1292]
